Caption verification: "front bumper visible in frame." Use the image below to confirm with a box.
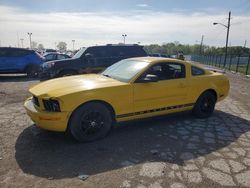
[24,98,69,132]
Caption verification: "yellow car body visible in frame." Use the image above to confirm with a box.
[24,57,229,133]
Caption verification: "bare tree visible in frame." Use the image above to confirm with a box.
[31,41,38,49]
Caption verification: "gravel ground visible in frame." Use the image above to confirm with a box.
[0,71,250,188]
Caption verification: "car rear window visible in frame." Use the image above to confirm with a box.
[8,49,31,57]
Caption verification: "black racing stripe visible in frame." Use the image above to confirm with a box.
[116,103,195,118]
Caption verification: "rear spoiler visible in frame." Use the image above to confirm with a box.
[204,67,226,74]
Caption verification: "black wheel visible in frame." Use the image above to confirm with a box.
[69,102,112,142]
[58,70,77,77]
[192,91,216,118]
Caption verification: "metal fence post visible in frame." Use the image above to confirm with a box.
[219,56,222,68]
[224,55,227,68]
[215,56,218,66]
[246,54,250,75]
[229,54,233,71]
[236,55,240,73]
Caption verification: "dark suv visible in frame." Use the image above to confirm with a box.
[40,44,147,79]
[0,47,44,77]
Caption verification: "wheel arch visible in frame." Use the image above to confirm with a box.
[67,100,116,131]
[199,88,218,102]
[24,63,40,77]
[24,63,39,72]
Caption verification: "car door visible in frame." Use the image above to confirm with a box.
[4,49,24,71]
[133,62,188,113]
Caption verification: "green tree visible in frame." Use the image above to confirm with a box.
[57,41,67,52]
[37,44,44,51]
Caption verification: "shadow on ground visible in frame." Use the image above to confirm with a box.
[15,110,250,179]
[0,74,39,82]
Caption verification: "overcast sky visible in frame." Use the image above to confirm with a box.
[0,0,250,49]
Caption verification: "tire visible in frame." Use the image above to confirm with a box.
[58,70,77,77]
[192,91,216,118]
[69,102,112,142]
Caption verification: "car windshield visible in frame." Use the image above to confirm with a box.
[72,47,86,59]
[101,59,150,82]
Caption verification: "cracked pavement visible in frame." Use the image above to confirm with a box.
[0,72,250,188]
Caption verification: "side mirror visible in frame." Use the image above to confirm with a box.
[140,74,158,83]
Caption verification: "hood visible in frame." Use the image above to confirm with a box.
[30,74,127,97]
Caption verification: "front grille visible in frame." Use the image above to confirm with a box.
[32,96,40,107]
[43,100,52,111]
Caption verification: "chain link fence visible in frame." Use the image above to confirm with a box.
[191,54,250,75]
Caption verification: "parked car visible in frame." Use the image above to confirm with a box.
[0,47,44,77]
[149,53,170,58]
[43,52,70,62]
[43,49,57,54]
[24,57,229,142]
[40,44,147,79]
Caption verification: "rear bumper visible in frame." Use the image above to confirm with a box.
[24,98,69,132]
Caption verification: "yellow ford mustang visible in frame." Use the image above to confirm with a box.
[24,57,229,142]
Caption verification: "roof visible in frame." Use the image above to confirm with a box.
[0,47,33,52]
[128,56,189,65]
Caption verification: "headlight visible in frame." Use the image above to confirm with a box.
[43,99,61,112]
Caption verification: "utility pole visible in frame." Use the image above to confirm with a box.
[224,11,231,67]
[244,40,247,48]
[213,11,231,68]
[72,40,75,51]
[17,32,20,48]
[27,32,32,49]
[20,39,24,48]
[199,35,204,55]
[122,34,127,44]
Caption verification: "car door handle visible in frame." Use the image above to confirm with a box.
[178,83,186,88]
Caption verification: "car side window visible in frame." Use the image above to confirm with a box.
[191,66,205,76]
[8,50,30,57]
[109,47,126,57]
[0,49,7,57]
[57,54,66,60]
[145,63,185,80]
[45,54,55,61]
